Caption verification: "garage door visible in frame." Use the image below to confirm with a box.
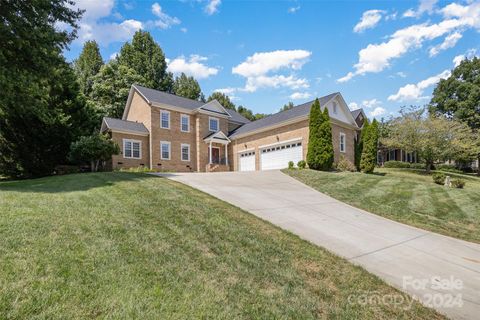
[260,141,302,170]
[239,151,255,171]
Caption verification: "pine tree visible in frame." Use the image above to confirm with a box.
[117,30,173,92]
[173,73,202,100]
[74,40,103,96]
[307,99,323,170]
[360,119,378,173]
[355,119,370,171]
[318,107,334,170]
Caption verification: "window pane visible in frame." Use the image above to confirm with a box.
[210,118,218,131]
[161,143,170,159]
[181,116,189,131]
[182,146,189,160]
[124,141,132,157]
[132,142,140,158]
[161,112,169,128]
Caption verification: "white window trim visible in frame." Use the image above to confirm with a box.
[209,116,219,132]
[123,139,142,159]
[181,143,190,162]
[339,132,346,153]
[160,110,170,129]
[180,114,190,132]
[160,141,171,160]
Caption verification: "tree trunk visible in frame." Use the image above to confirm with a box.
[425,160,433,174]
[90,161,95,172]
[477,156,480,176]
[95,160,100,172]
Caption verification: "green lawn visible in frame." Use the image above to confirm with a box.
[0,172,442,319]
[285,168,480,243]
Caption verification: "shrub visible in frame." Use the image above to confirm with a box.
[451,179,466,189]
[69,134,120,172]
[307,99,334,171]
[436,164,463,174]
[297,160,306,169]
[54,165,80,175]
[336,156,356,172]
[410,163,425,169]
[432,172,446,185]
[288,161,295,169]
[360,119,378,173]
[384,161,411,168]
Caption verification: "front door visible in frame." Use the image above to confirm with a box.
[212,147,220,164]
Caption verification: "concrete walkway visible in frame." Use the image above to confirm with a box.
[157,170,480,320]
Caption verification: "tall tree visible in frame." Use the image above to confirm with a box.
[279,102,294,112]
[360,119,378,173]
[307,99,323,170]
[354,119,369,171]
[430,57,480,174]
[173,73,202,100]
[74,40,103,96]
[91,61,146,118]
[317,108,335,170]
[207,92,236,110]
[117,30,173,92]
[0,0,89,178]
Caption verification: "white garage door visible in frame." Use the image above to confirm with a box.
[239,151,255,171]
[260,141,303,170]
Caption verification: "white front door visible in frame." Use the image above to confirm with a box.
[239,151,255,171]
[260,141,303,170]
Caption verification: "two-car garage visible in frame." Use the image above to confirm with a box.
[238,140,303,171]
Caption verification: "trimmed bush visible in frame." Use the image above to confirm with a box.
[384,161,411,168]
[436,164,463,174]
[297,160,306,169]
[410,163,425,169]
[451,179,466,189]
[288,161,295,169]
[336,156,356,172]
[432,172,446,185]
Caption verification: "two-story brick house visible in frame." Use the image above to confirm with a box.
[101,84,361,172]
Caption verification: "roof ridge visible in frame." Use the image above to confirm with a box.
[133,84,205,105]
[104,116,142,124]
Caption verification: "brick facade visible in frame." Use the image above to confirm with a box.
[110,132,149,170]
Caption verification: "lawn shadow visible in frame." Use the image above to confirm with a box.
[370,172,386,176]
[0,172,160,194]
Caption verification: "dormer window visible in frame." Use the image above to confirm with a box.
[209,117,219,132]
[332,102,338,114]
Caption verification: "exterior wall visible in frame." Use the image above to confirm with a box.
[150,107,197,172]
[125,92,152,130]
[231,120,356,171]
[110,132,149,169]
[195,113,229,172]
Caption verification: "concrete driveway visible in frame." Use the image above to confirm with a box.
[158,170,480,320]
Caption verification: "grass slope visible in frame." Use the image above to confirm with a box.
[0,172,442,319]
[285,168,480,243]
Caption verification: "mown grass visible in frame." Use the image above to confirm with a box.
[285,168,480,243]
[0,172,442,319]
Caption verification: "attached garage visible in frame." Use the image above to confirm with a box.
[260,141,303,170]
[239,150,256,171]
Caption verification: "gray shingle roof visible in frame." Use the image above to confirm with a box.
[351,108,364,119]
[229,92,339,138]
[133,84,250,124]
[103,117,149,134]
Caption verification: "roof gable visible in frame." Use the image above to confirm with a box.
[198,100,230,117]
[101,117,149,135]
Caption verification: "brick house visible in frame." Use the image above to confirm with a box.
[101,84,361,172]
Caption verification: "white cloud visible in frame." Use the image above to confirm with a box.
[167,55,219,79]
[353,9,384,33]
[75,0,114,21]
[109,52,118,60]
[453,48,478,67]
[388,69,451,101]
[180,27,188,33]
[232,50,311,92]
[151,3,180,29]
[403,0,438,18]
[348,102,360,110]
[289,92,311,100]
[338,0,480,82]
[214,87,239,101]
[243,75,308,93]
[397,71,407,78]
[288,6,301,14]
[362,98,381,109]
[429,31,462,56]
[369,107,386,117]
[233,50,311,77]
[205,0,221,15]
[77,19,143,46]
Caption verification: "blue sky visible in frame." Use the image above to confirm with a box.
[64,0,480,118]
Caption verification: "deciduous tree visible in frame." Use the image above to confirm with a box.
[173,73,202,100]
[74,40,103,96]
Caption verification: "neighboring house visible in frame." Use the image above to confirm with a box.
[101,84,360,172]
[350,108,366,128]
